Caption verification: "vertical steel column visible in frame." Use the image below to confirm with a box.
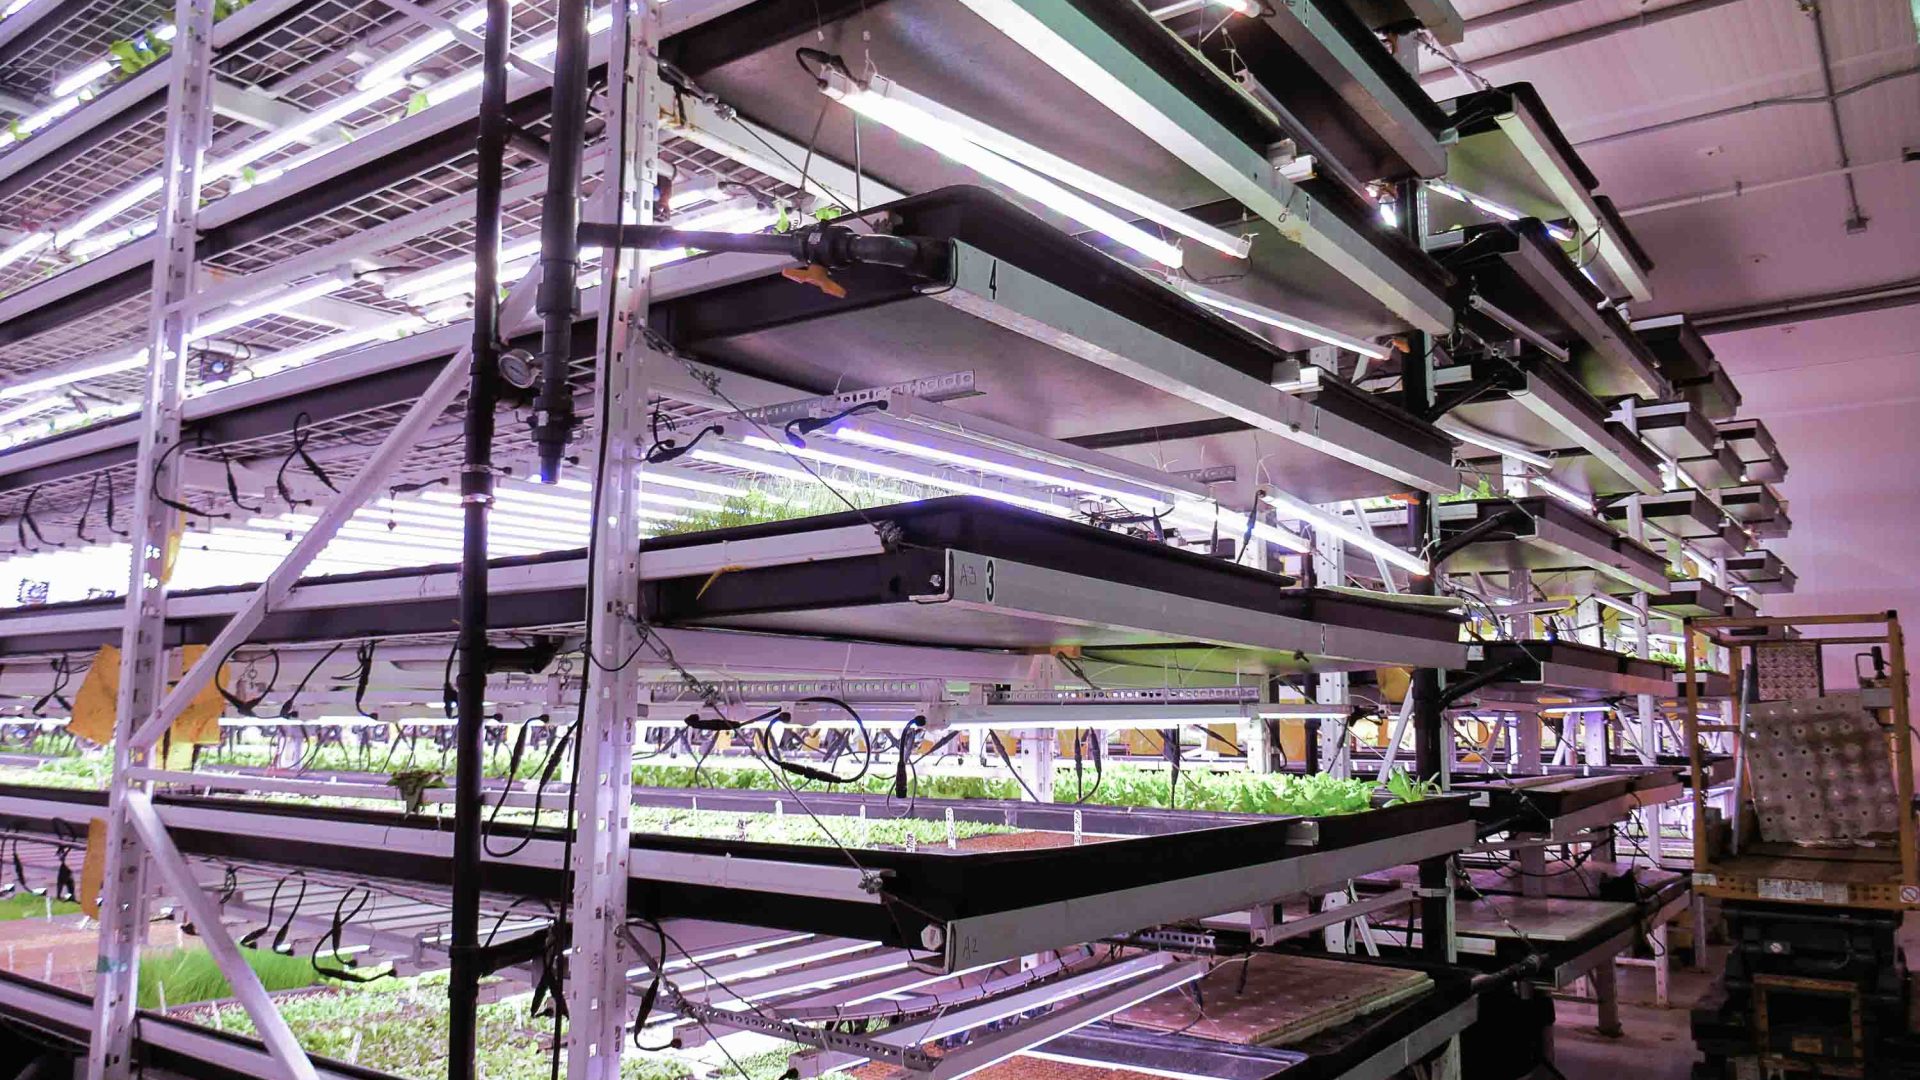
[86,4,216,1077]
[1312,528,1350,778]
[564,2,656,1075]
[447,2,512,1076]
[1398,176,1451,963]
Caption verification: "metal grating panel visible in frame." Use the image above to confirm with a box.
[0,0,169,106]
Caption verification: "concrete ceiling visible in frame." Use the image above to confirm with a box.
[1418,0,1920,319]
[1420,0,1920,668]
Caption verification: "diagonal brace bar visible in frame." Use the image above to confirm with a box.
[130,271,543,753]
[123,790,318,1080]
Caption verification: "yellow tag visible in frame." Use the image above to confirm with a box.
[66,645,120,745]
[79,818,108,918]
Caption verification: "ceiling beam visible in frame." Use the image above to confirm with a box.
[1418,0,1748,86]
[1694,277,1920,335]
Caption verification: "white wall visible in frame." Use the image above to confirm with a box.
[1707,303,1920,685]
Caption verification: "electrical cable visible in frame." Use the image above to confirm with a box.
[275,412,339,510]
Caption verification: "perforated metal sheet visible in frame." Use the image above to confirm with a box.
[1754,641,1823,701]
[1748,691,1900,846]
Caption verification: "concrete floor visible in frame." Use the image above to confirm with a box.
[1551,950,1719,1080]
[1549,913,1920,1080]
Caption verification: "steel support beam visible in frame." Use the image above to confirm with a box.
[87,4,217,1078]
[122,791,317,1080]
[563,0,657,1075]
[126,271,542,751]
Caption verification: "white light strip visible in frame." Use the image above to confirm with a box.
[194,274,354,339]
[207,77,408,182]
[387,238,544,298]
[0,351,144,399]
[738,435,1069,516]
[241,315,428,381]
[1587,591,1642,619]
[51,58,115,99]
[1176,281,1391,360]
[831,427,1165,506]
[1150,0,1256,18]
[822,75,1184,268]
[52,175,162,248]
[1434,416,1553,469]
[0,232,51,273]
[1425,180,1575,244]
[355,2,494,88]
[1263,490,1428,576]
[1529,475,1595,513]
[0,396,64,427]
[848,73,1248,259]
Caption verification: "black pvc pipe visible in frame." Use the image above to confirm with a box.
[448,0,512,1076]
[576,221,949,277]
[530,0,594,483]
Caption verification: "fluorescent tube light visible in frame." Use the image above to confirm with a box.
[740,435,1070,516]
[1164,501,1311,554]
[1177,281,1391,360]
[355,3,495,89]
[0,95,81,149]
[0,396,64,428]
[1434,416,1553,469]
[53,175,162,247]
[0,351,145,399]
[0,232,50,272]
[842,72,1248,259]
[52,59,115,99]
[242,315,428,381]
[387,238,543,299]
[69,220,157,258]
[1587,591,1641,618]
[1529,475,1594,513]
[1425,180,1575,243]
[832,427,1166,505]
[207,78,407,181]
[1263,490,1428,576]
[821,73,1185,268]
[1150,0,1256,18]
[194,274,354,340]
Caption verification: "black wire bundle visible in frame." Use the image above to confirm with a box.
[484,717,576,858]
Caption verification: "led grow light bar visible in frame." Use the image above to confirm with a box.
[1176,281,1391,360]
[831,427,1173,506]
[1528,474,1594,513]
[1425,180,1575,244]
[1586,591,1642,618]
[355,2,496,89]
[1434,416,1554,469]
[738,435,1070,516]
[834,72,1248,260]
[819,71,1185,268]
[1150,0,1257,18]
[1262,490,1428,576]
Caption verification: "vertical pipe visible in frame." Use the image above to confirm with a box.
[1807,2,1868,231]
[448,1,510,1076]
[531,0,593,482]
